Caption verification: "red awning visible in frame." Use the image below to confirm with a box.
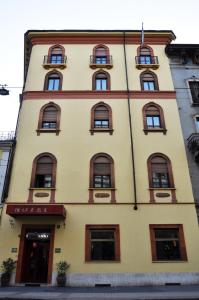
[6,204,66,218]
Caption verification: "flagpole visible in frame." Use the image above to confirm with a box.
[141,22,144,46]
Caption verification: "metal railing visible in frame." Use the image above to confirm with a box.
[43,55,67,65]
[0,131,15,141]
[90,55,113,65]
[135,56,159,65]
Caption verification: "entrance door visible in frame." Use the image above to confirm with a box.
[17,226,54,284]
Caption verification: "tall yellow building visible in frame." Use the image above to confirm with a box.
[1,30,199,286]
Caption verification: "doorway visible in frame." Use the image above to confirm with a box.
[16,225,54,284]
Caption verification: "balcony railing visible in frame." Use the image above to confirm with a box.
[187,133,199,162]
[135,56,159,69]
[90,55,113,69]
[43,55,67,69]
[0,131,15,141]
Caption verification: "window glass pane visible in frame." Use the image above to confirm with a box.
[42,122,56,129]
[195,116,199,132]
[153,116,160,127]
[152,172,169,188]
[146,116,153,127]
[94,175,110,188]
[189,81,199,103]
[140,55,151,64]
[96,79,102,90]
[95,56,107,64]
[90,230,115,260]
[94,120,109,128]
[35,174,52,188]
[101,79,107,90]
[50,55,62,64]
[47,78,60,91]
[155,229,181,260]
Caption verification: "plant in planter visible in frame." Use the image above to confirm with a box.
[56,261,70,287]
[1,258,16,287]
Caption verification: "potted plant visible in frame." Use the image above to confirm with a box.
[56,261,70,287]
[1,258,16,287]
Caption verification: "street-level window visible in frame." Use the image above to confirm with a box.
[85,225,120,261]
[149,225,187,261]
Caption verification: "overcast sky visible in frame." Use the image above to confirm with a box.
[0,0,198,131]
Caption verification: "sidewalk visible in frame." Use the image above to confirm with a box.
[0,285,199,300]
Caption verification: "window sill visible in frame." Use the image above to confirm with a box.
[136,63,159,70]
[90,63,113,69]
[29,187,56,190]
[149,187,175,190]
[89,187,116,190]
[144,129,167,135]
[43,63,67,70]
[85,259,120,263]
[152,260,187,263]
[90,128,113,135]
[36,129,60,136]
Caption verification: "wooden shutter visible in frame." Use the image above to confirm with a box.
[146,105,159,116]
[151,156,168,173]
[94,105,109,120]
[94,156,111,175]
[51,47,62,55]
[36,156,53,175]
[95,47,106,57]
[43,106,57,122]
[140,47,150,56]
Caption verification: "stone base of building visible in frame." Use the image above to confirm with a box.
[51,272,199,286]
[6,272,199,287]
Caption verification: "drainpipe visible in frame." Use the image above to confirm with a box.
[123,31,138,210]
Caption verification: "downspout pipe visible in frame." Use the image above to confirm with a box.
[123,31,138,210]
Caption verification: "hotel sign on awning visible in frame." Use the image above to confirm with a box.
[6,204,66,218]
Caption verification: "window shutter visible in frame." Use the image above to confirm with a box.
[43,106,57,122]
[94,156,111,175]
[146,106,159,116]
[36,156,53,174]
[51,47,62,55]
[95,47,106,57]
[151,157,168,173]
[94,106,109,120]
[140,47,150,56]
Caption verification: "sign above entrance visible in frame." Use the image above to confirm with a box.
[6,204,66,218]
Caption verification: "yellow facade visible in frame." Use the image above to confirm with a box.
[1,30,199,286]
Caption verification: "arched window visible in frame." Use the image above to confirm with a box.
[37,102,61,134]
[30,153,57,189]
[140,71,159,91]
[93,45,109,64]
[44,70,63,91]
[147,153,174,189]
[48,45,65,64]
[90,102,113,134]
[143,102,166,133]
[93,71,110,91]
[90,153,114,189]
[137,45,154,64]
